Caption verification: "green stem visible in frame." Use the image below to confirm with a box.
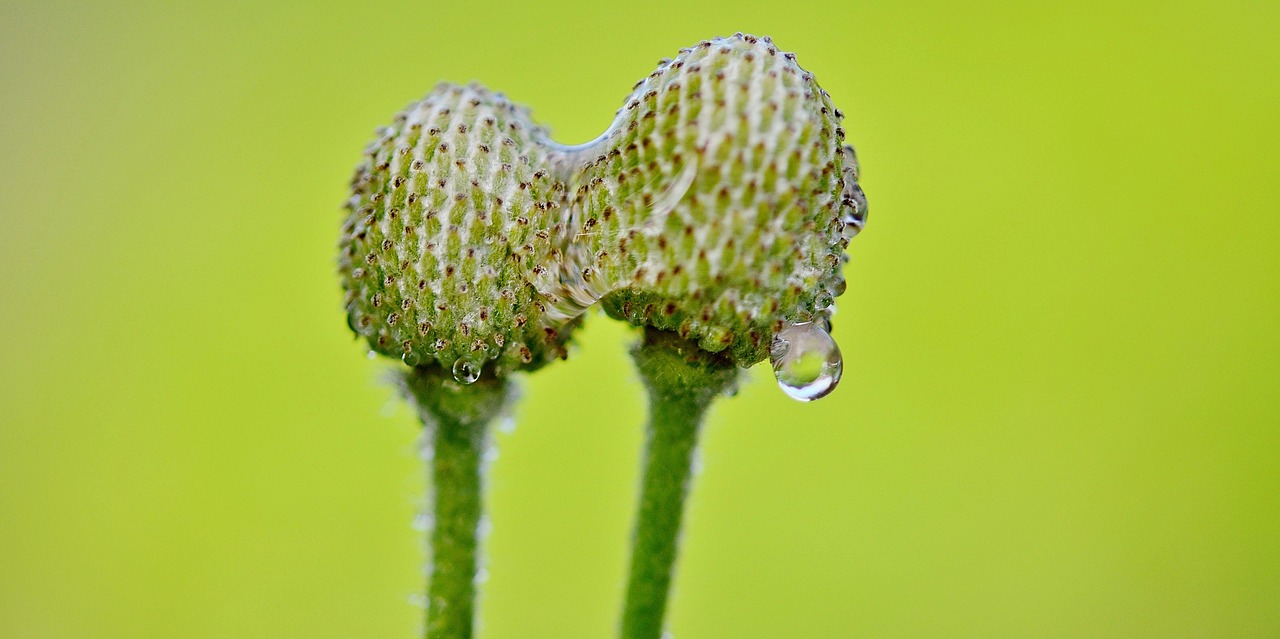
[401,366,512,639]
[621,328,739,639]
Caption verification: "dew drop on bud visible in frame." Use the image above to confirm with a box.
[769,321,843,402]
[849,183,868,218]
[451,357,482,384]
[840,181,868,241]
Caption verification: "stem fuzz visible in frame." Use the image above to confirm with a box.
[401,366,512,639]
[621,328,738,639]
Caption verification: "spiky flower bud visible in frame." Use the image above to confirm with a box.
[545,33,866,367]
[338,83,577,381]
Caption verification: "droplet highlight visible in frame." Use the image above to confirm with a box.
[402,350,424,367]
[769,321,843,402]
[451,357,482,384]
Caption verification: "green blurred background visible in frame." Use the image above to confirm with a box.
[3,0,1278,636]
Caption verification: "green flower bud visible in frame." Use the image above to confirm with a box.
[545,33,866,367]
[338,82,578,381]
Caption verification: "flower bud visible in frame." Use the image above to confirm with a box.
[338,83,577,380]
[547,34,866,366]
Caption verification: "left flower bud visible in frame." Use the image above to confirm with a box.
[338,82,578,380]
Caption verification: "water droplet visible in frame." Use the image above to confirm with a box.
[451,357,482,384]
[849,183,868,216]
[402,350,423,367]
[841,144,861,180]
[366,350,378,360]
[527,158,699,322]
[498,417,517,434]
[841,180,868,241]
[769,322,843,402]
[412,513,434,531]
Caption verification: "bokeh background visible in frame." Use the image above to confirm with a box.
[3,0,1278,637]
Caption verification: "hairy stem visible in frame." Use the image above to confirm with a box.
[621,328,739,639]
[401,366,512,639]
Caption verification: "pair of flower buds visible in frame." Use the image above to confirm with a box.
[338,34,867,398]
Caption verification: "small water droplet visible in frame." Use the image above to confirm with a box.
[769,322,843,402]
[366,350,378,360]
[412,512,434,531]
[451,357,482,384]
[850,184,868,216]
[498,417,517,434]
[841,144,861,181]
[402,350,423,367]
[841,181,868,240]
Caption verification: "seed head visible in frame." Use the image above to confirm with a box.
[338,82,577,377]
[551,34,866,365]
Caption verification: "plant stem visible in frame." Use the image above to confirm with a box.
[401,366,512,639]
[621,328,739,639]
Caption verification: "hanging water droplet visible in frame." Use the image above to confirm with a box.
[402,349,423,367]
[451,357,482,384]
[769,321,843,402]
[366,349,378,360]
